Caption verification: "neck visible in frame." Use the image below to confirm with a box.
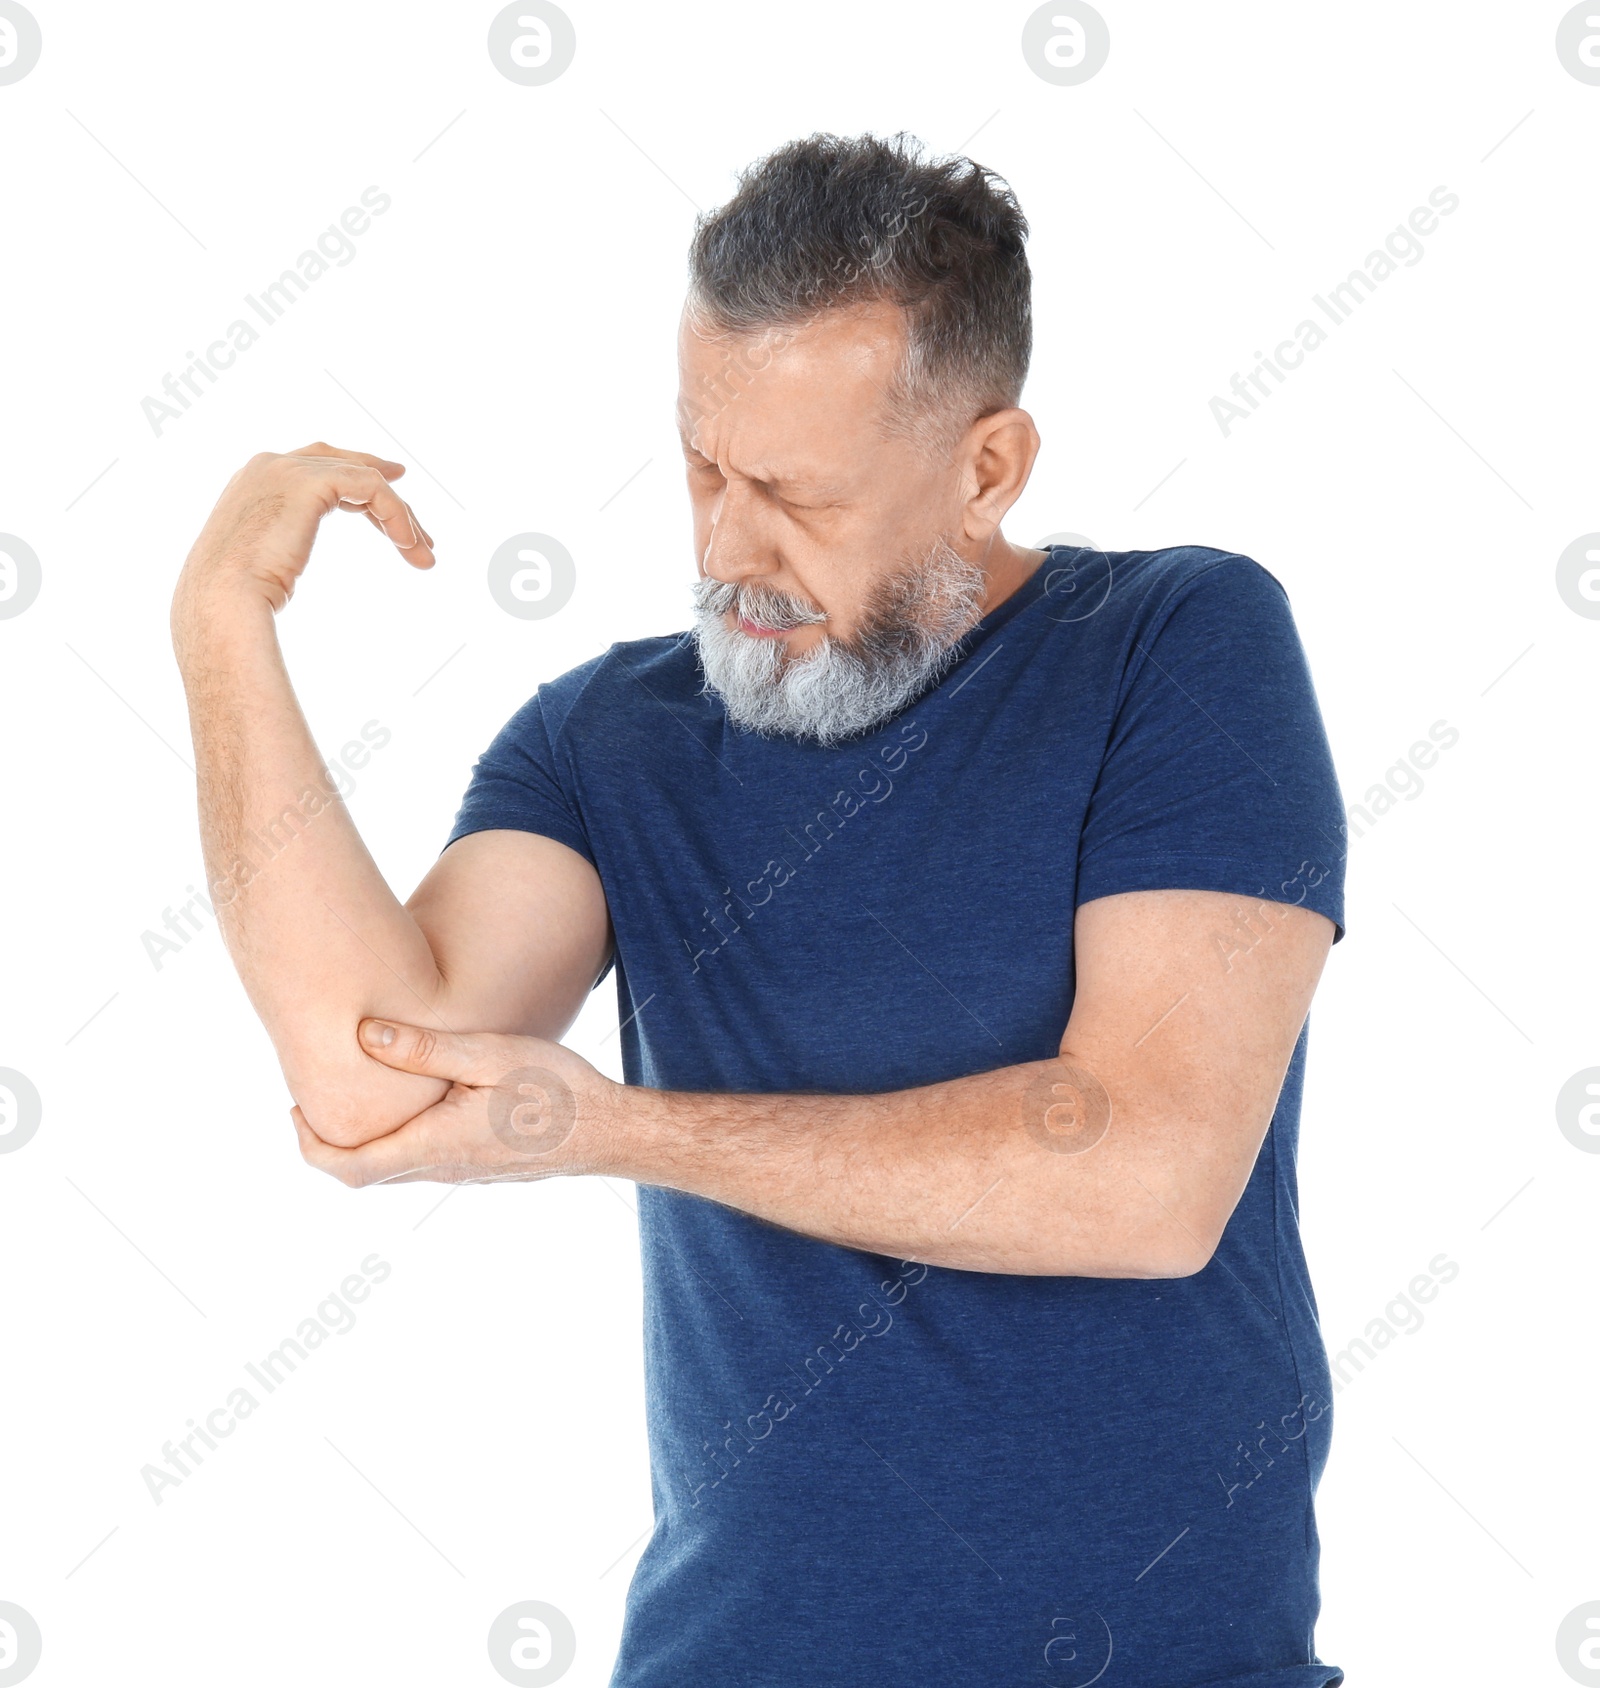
[975,533,1047,620]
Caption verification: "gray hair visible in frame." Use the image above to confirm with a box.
[685,131,1033,460]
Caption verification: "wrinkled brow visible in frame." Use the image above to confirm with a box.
[677,431,847,497]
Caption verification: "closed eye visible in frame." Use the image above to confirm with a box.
[684,455,835,511]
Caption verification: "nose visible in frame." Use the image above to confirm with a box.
[699,482,779,587]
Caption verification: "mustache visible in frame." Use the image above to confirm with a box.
[693,577,828,631]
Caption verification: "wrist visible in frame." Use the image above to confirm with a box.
[171,571,276,669]
[576,1075,652,1181]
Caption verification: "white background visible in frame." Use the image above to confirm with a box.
[1,2,1595,1684]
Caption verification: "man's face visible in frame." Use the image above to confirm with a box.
[676,300,989,744]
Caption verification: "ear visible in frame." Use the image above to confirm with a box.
[958,407,1041,543]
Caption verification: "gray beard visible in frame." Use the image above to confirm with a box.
[690,537,989,747]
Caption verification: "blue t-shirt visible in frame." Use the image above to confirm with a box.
[447,545,1348,1688]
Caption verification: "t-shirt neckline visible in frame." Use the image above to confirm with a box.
[951,546,1056,657]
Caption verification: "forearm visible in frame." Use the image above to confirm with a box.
[172,584,448,1140]
[595,1054,1235,1277]
[315,896,1323,1265]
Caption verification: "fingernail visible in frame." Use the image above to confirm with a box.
[362,1020,395,1048]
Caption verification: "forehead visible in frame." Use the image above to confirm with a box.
[675,300,906,472]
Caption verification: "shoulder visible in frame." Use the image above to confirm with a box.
[1032,544,1292,648]
[1077,547,1302,675]
[1109,545,1291,625]
[1044,546,1316,716]
[534,631,700,743]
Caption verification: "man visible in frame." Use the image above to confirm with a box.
[172,133,1346,1687]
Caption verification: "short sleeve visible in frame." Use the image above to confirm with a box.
[444,689,596,868]
[1076,556,1347,940]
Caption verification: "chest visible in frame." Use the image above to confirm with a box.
[586,706,1101,1090]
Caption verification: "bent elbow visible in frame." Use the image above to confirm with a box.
[1145,1239,1217,1280]
[285,1061,446,1150]
[1077,1224,1223,1281]
[290,1082,384,1150]
[1016,1233,1220,1279]
[1138,1216,1227,1280]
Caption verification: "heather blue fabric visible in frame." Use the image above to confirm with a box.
[447,545,1348,1687]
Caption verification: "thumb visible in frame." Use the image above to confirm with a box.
[358,1018,486,1081]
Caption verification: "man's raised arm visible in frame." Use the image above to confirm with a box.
[171,444,612,1149]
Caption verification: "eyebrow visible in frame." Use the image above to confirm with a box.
[678,437,846,497]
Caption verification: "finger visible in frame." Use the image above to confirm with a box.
[355,1162,490,1186]
[309,462,433,567]
[357,1017,515,1084]
[396,500,432,549]
[345,500,433,549]
[291,1103,438,1188]
[290,442,406,479]
[354,478,424,558]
